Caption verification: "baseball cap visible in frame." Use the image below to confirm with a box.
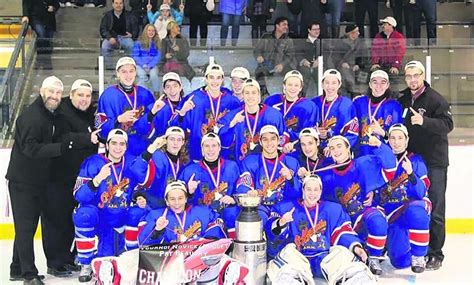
[302,174,323,189]
[321,69,342,83]
[71,79,93,93]
[242,78,260,92]
[380,16,397,27]
[345,24,358,34]
[205,64,224,77]
[107,128,128,143]
[164,181,188,197]
[160,4,170,10]
[328,135,350,148]
[299,127,320,140]
[388,123,409,137]
[259,125,279,137]
[116,57,136,71]
[404,60,425,74]
[201,132,221,146]
[164,126,185,139]
[370,70,389,81]
[162,72,182,87]
[41,76,64,91]
[231,67,250,80]
[283,70,304,83]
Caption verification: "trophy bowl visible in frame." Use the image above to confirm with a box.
[234,193,261,207]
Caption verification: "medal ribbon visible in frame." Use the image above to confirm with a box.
[262,155,279,184]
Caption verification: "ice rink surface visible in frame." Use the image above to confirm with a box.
[1,234,473,284]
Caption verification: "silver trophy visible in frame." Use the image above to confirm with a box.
[232,194,267,285]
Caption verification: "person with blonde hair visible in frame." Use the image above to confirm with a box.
[132,24,161,93]
[160,21,195,82]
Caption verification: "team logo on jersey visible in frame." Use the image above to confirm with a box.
[95,112,108,129]
[258,176,286,205]
[295,220,327,250]
[285,116,299,131]
[323,116,337,130]
[173,220,202,242]
[73,176,91,195]
[240,131,259,160]
[336,183,364,217]
[99,178,130,208]
[380,172,409,205]
[201,109,229,135]
[202,182,229,210]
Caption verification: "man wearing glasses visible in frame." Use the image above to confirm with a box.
[398,60,454,271]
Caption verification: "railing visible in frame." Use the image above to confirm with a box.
[0,21,35,139]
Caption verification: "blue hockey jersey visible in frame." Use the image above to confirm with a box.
[130,150,184,209]
[236,153,301,206]
[179,158,240,211]
[73,153,138,227]
[353,95,402,156]
[265,200,362,276]
[95,85,155,156]
[218,104,287,164]
[264,94,319,142]
[138,204,227,245]
[175,87,240,161]
[318,144,396,221]
[375,152,431,218]
[149,98,181,140]
[312,95,359,149]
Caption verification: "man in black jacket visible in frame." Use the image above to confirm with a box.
[45,79,100,278]
[398,60,454,271]
[100,0,139,68]
[7,76,89,284]
[22,0,60,69]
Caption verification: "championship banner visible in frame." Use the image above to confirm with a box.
[137,238,237,284]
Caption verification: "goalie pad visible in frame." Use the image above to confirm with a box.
[267,243,315,285]
[320,246,376,285]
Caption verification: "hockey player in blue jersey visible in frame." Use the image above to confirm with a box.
[264,70,318,156]
[170,63,241,161]
[318,135,397,275]
[230,67,250,102]
[265,175,368,277]
[130,126,187,209]
[218,79,287,164]
[72,129,137,282]
[179,133,240,238]
[296,128,332,179]
[236,125,301,223]
[312,69,359,156]
[149,72,185,139]
[95,57,157,156]
[377,124,431,273]
[138,181,227,245]
[353,70,402,156]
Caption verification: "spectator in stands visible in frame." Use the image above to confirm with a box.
[100,0,139,69]
[325,0,346,38]
[354,0,379,38]
[184,0,214,46]
[371,17,406,77]
[246,0,276,41]
[407,0,437,43]
[254,17,296,96]
[148,4,176,39]
[49,79,100,276]
[296,21,322,96]
[131,0,159,27]
[332,24,369,97]
[6,76,87,284]
[22,0,60,69]
[160,21,195,82]
[287,0,328,38]
[398,60,453,271]
[219,0,246,46]
[147,1,184,32]
[132,24,162,94]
